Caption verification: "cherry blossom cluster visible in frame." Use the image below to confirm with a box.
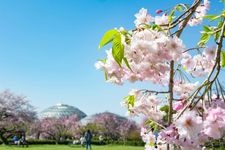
[139,97,225,150]
[121,89,165,122]
[96,28,186,84]
[134,0,210,28]
[141,124,174,150]
[173,81,199,98]
[181,47,215,77]
[188,0,210,26]
[95,49,125,84]
[134,8,168,27]
[96,1,212,85]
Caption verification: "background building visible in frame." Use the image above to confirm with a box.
[40,103,86,120]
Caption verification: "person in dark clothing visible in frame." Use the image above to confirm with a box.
[84,130,92,150]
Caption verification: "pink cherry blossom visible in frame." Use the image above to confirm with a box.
[203,46,216,60]
[175,110,203,139]
[181,53,195,71]
[122,90,165,121]
[181,51,214,77]
[188,0,210,26]
[173,100,185,111]
[134,8,154,27]
[174,81,198,98]
[210,98,225,109]
[154,14,168,25]
[204,107,225,139]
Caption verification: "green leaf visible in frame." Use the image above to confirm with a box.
[123,57,132,71]
[124,95,135,108]
[168,10,175,23]
[120,30,128,35]
[175,5,183,12]
[203,25,211,32]
[145,119,160,131]
[160,105,169,113]
[221,51,225,68]
[104,70,108,80]
[198,33,210,46]
[99,29,118,49]
[151,24,162,31]
[220,0,225,5]
[99,58,106,63]
[218,20,223,28]
[121,29,131,45]
[214,32,220,41]
[204,15,221,21]
[112,34,124,66]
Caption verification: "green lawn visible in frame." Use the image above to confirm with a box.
[0,145,144,150]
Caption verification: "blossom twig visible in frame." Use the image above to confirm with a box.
[175,19,225,120]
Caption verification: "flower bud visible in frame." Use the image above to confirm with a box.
[156,9,163,14]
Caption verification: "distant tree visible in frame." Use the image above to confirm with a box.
[0,90,37,144]
[93,112,121,141]
[92,112,139,142]
[118,120,140,144]
[39,115,80,143]
[28,119,42,139]
[81,122,102,136]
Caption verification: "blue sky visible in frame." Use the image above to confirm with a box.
[0,0,224,116]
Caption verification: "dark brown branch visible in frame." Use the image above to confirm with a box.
[161,0,201,32]
[175,0,202,37]
[168,60,174,125]
[167,0,202,130]
[182,46,205,53]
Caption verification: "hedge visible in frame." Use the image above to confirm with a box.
[0,139,144,146]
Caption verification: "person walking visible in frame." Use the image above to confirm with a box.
[84,130,92,150]
[98,135,103,145]
[80,136,85,146]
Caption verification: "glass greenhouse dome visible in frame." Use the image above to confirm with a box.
[40,103,86,119]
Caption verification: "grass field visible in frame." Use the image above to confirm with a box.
[0,145,144,150]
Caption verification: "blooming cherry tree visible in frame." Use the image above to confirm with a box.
[96,0,225,149]
[0,90,36,144]
[39,115,80,143]
[92,112,138,141]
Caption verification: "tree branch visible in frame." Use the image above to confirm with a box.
[175,0,202,37]
[175,19,225,120]
[168,60,174,125]
[140,89,169,94]
[182,46,205,53]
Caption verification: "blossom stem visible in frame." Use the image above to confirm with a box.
[175,18,225,120]
[140,89,169,94]
[148,119,166,129]
[182,46,205,53]
[217,79,225,101]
